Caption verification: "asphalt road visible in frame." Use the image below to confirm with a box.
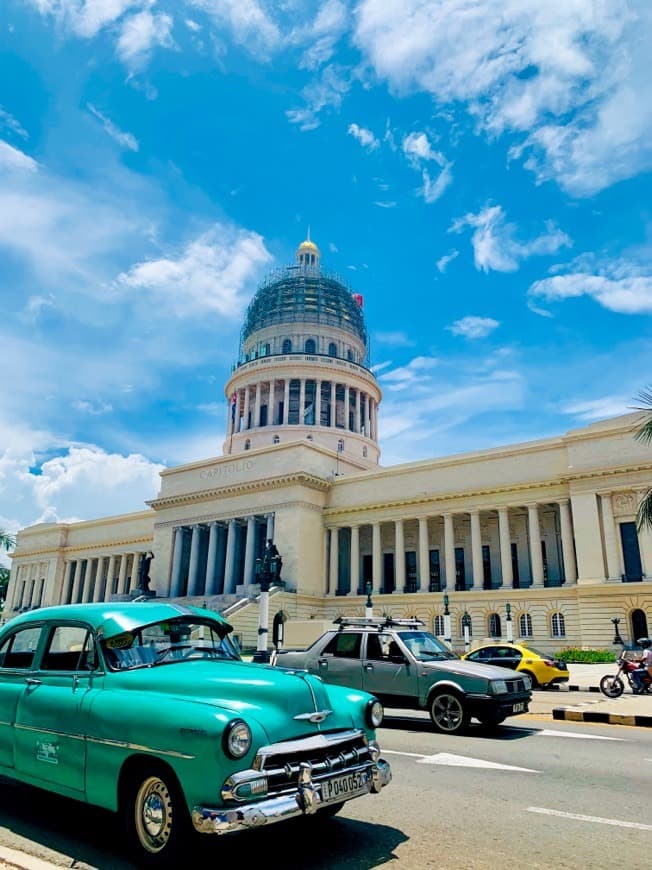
[1,696,651,869]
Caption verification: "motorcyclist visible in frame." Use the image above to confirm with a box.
[630,637,652,693]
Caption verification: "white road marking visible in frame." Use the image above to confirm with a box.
[534,728,625,741]
[382,750,425,758]
[419,752,540,772]
[528,806,652,831]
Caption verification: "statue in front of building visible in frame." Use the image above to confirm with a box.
[136,552,156,597]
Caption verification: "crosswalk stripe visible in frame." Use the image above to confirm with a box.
[528,806,652,831]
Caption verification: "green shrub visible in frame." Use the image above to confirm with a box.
[556,647,616,663]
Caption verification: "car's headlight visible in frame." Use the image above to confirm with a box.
[489,680,508,695]
[366,698,384,728]
[521,674,532,690]
[223,719,252,758]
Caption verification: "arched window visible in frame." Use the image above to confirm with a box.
[488,613,501,638]
[244,439,251,451]
[519,613,533,638]
[305,338,316,354]
[433,615,445,637]
[460,615,473,637]
[328,342,337,357]
[261,343,271,356]
[272,435,280,444]
[551,612,565,638]
[282,339,292,354]
[631,608,648,641]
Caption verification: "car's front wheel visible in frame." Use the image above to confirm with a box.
[122,764,192,867]
[429,690,469,734]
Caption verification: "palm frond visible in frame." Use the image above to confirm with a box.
[0,530,16,552]
[637,490,652,532]
[632,386,652,444]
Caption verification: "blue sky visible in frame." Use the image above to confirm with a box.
[2,1,652,556]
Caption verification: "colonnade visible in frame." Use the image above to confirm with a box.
[227,377,379,440]
[4,561,48,613]
[327,501,578,596]
[167,513,274,599]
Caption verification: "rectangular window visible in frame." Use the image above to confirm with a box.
[482,544,492,590]
[455,547,466,591]
[429,549,441,592]
[405,551,417,592]
[541,540,548,582]
[383,552,395,594]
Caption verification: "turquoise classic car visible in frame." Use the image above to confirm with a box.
[0,602,391,866]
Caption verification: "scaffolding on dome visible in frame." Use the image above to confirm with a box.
[239,265,368,351]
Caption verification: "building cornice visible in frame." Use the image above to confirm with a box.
[13,534,154,560]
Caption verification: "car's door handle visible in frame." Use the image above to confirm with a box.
[318,659,327,668]
[25,677,41,686]
[364,664,373,671]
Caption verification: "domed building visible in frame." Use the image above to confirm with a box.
[5,237,652,652]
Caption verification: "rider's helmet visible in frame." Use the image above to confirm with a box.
[636,637,652,648]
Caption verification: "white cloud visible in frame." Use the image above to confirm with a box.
[117,10,174,69]
[72,399,113,415]
[117,224,273,317]
[0,140,38,173]
[30,0,143,38]
[419,164,452,204]
[354,0,652,195]
[401,131,453,202]
[373,331,416,347]
[189,0,281,56]
[451,204,571,272]
[348,122,379,150]
[381,356,439,388]
[402,131,442,167]
[374,200,396,208]
[447,316,500,339]
[87,104,139,151]
[328,242,338,253]
[0,105,28,140]
[560,395,634,421]
[436,249,459,272]
[529,259,652,314]
[286,64,352,130]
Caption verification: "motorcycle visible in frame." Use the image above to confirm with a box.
[599,654,652,698]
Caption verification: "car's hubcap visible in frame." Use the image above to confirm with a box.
[135,776,173,853]
[434,695,462,730]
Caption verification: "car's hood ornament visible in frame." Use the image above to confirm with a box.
[294,709,333,723]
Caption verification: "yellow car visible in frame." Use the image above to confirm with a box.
[463,643,569,689]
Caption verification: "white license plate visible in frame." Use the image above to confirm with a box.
[512,702,526,713]
[322,770,369,803]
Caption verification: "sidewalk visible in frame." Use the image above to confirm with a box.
[547,663,652,728]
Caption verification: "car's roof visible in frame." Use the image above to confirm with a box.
[1,601,232,640]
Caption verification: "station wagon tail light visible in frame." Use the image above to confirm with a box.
[366,699,384,728]
[223,719,252,759]
[489,680,508,694]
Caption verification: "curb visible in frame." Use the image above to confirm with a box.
[0,846,63,870]
[547,684,602,693]
[552,708,652,728]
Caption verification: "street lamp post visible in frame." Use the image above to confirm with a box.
[461,610,471,653]
[443,593,452,647]
[611,617,624,646]
[505,602,513,643]
[365,581,373,619]
[252,540,283,663]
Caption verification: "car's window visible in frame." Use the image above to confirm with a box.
[493,647,521,662]
[365,633,396,660]
[322,632,362,659]
[41,625,97,671]
[468,647,493,661]
[0,626,42,670]
[101,617,240,670]
[398,631,457,661]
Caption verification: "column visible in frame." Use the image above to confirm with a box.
[558,499,577,584]
[470,510,483,590]
[634,489,652,577]
[283,379,290,424]
[329,527,339,594]
[70,560,84,603]
[243,516,256,586]
[106,555,116,599]
[394,519,405,592]
[323,529,330,593]
[350,525,360,594]
[344,385,350,430]
[443,514,455,591]
[498,508,513,588]
[330,381,336,427]
[600,493,621,580]
[93,557,105,602]
[315,379,322,427]
[187,526,202,596]
[118,553,129,595]
[418,517,429,592]
[372,522,382,593]
[223,519,238,594]
[254,382,262,428]
[527,504,545,587]
[354,389,361,433]
[365,393,371,438]
[268,379,276,425]
[205,522,219,595]
[227,389,237,437]
[243,387,251,431]
[298,378,306,426]
[130,553,140,594]
[570,492,606,582]
[266,514,274,542]
[169,528,185,597]
[372,401,378,441]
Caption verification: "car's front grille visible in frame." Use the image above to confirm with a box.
[506,678,529,693]
[253,729,372,793]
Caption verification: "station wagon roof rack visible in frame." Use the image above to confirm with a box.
[334,616,424,631]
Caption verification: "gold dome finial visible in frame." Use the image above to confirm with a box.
[296,231,320,268]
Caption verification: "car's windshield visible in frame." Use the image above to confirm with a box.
[101,618,241,670]
[398,630,459,661]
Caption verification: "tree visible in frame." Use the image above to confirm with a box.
[634,387,652,531]
[0,529,16,605]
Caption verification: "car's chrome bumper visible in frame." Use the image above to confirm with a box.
[191,757,392,835]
